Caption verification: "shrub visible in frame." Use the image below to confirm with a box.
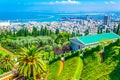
[62,45,70,53]
[49,55,61,64]
[0,69,4,75]
[54,47,63,55]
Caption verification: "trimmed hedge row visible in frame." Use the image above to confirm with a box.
[49,50,81,64]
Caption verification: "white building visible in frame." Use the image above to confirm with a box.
[0,21,10,26]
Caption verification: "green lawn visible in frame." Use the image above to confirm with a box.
[73,57,83,80]
[0,49,8,55]
[47,61,60,80]
[57,57,83,80]
[47,56,83,80]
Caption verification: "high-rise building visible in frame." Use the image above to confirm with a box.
[104,15,111,26]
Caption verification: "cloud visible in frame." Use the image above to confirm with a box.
[104,1,109,4]
[105,1,116,4]
[42,0,81,4]
[110,1,116,4]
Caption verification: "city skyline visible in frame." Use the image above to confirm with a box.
[0,0,120,13]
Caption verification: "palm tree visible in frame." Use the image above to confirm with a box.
[0,54,15,72]
[18,45,47,80]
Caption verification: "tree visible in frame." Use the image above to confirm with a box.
[49,30,54,35]
[55,28,60,34]
[18,45,47,79]
[62,45,70,53]
[44,45,53,59]
[16,28,30,37]
[13,28,16,37]
[40,26,44,36]
[106,28,110,33]
[84,29,89,35]
[55,32,71,45]
[116,24,120,35]
[54,44,63,55]
[8,30,13,36]
[44,27,49,35]
[0,54,15,72]
[52,43,58,58]
[113,27,117,33]
[97,29,100,34]
[16,29,24,36]
[100,28,103,34]
[24,28,29,37]
[54,47,63,55]
[32,27,38,37]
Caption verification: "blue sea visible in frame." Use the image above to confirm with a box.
[0,12,119,22]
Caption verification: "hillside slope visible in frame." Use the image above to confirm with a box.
[81,39,120,80]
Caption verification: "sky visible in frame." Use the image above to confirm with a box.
[0,0,120,13]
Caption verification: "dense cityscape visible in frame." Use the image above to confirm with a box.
[0,14,120,36]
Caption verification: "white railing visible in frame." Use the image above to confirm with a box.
[0,71,14,80]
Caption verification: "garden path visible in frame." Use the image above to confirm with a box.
[58,60,64,76]
[0,46,13,55]
[99,50,103,62]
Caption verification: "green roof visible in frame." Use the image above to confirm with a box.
[78,33,120,45]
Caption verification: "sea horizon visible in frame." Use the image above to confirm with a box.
[0,12,119,23]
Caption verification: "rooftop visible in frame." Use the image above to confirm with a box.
[77,32,120,45]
